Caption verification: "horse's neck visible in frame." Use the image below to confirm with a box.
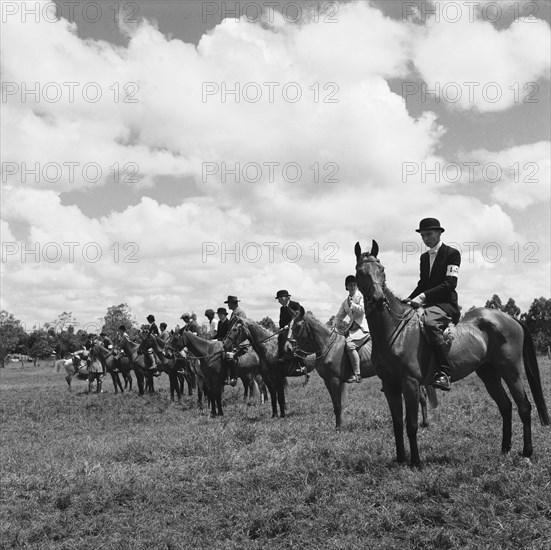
[185,333,211,356]
[246,323,275,357]
[367,288,411,349]
[303,317,332,353]
[123,339,139,357]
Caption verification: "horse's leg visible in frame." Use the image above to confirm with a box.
[110,372,118,393]
[476,363,514,455]
[197,377,204,410]
[65,374,72,389]
[383,381,406,463]
[419,386,429,428]
[135,370,144,395]
[277,375,286,418]
[216,380,224,416]
[323,377,343,429]
[402,377,421,467]
[117,373,124,393]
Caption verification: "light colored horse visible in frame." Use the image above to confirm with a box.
[56,355,88,389]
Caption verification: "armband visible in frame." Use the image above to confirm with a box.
[446,265,459,277]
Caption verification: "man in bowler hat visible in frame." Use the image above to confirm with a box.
[223,295,246,386]
[406,218,460,391]
[275,290,307,376]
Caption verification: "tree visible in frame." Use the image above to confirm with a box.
[0,311,27,368]
[485,294,503,310]
[521,297,551,353]
[259,316,277,333]
[48,312,77,333]
[502,298,520,319]
[27,330,54,366]
[102,304,138,342]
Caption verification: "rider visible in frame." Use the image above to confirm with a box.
[407,218,460,392]
[335,275,370,383]
[223,295,246,387]
[145,315,160,376]
[100,332,113,350]
[214,307,230,340]
[203,309,217,340]
[87,345,104,393]
[179,313,199,335]
[275,290,307,376]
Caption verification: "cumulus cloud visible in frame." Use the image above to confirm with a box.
[410,0,551,112]
[1,0,549,327]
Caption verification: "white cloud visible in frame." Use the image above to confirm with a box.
[410,1,551,112]
[1,1,549,328]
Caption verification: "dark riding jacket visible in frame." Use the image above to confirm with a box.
[409,243,461,322]
[279,300,301,328]
[215,318,230,340]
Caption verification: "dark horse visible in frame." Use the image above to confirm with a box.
[223,318,288,418]
[141,333,194,402]
[284,307,433,429]
[176,332,227,417]
[355,240,550,466]
[119,336,153,396]
[91,343,125,393]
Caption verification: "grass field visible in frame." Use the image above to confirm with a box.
[1,358,550,549]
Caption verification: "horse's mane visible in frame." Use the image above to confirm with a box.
[302,312,334,336]
[241,317,274,339]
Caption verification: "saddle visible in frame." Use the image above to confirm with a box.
[416,309,456,345]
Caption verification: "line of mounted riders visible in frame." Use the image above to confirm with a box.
[57,217,549,465]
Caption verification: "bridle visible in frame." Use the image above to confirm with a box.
[356,254,417,347]
[286,316,341,359]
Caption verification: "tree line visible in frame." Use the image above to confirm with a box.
[1,297,550,367]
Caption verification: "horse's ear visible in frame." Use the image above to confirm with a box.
[298,306,305,319]
[354,242,362,259]
[370,239,379,258]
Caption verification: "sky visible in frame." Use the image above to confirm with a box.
[1,0,550,333]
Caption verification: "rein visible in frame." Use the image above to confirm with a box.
[359,255,417,349]
[288,321,344,359]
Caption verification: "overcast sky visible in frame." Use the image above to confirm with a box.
[1,0,550,333]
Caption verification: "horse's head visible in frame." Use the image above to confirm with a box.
[355,239,387,310]
[223,317,248,351]
[284,306,307,356]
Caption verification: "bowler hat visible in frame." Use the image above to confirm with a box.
[204,309,215,316]
[345,275,357,289]
[415,218,445,233]
[224,295,240,304]
[180,313,191,319]
[217,307,228,315]
[275,289,291,300]
[146,314,155,322]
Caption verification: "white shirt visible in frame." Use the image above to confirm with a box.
[428,241,443,275]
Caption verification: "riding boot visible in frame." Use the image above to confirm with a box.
[96,379,102,394]
[345,349,361,383]
[88,380,94,393]
[432,343,451,391]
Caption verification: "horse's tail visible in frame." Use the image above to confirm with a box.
[517,319,550,426]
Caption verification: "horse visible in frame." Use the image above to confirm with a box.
[223,318,288,418]
[141,333,194,402]
[284,308,433,429]
[56,355,88,389]
[90,343,126,394]
[173,331,227,416]
[355,240,550,466]
[119,336,153,396]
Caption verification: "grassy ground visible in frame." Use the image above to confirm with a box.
[1,359,550,549]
